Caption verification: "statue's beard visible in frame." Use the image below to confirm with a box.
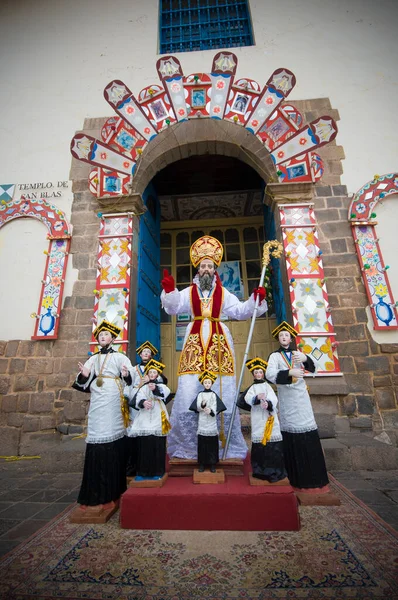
[199,273,213,291]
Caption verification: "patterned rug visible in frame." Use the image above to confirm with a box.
[0,478,397,600]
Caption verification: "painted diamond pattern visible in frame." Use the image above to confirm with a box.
[311,347,323,361]
[0,184,15,202]
[295,278,328,332]
[299,337,337,372]
[303,295,317,313]
[295,243,309,259]
[104,217,129,236]
[109,253,121,268]
[283,208,313,227]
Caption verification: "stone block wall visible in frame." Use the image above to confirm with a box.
[0,171,141,456]
[313,183,398,444]
[1,100,398,459]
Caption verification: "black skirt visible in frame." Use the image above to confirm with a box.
[77,436,127,506]
[126,436,138,477]
[282,429,329,489]
[251,440,287,482]
[136,435,167,477]
[197,434,219,467]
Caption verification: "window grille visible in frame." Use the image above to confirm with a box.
[159,0,254,54]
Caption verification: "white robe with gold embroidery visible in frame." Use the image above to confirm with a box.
[161,277,267,459]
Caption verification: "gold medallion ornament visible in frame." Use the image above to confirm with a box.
[190,235,223,268]
[96,352,111,387]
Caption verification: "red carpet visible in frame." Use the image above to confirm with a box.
[120,474,300,531]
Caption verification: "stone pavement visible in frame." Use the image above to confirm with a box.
[0,461,397,559]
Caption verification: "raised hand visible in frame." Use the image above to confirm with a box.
[161,268,175,293]
[253,286,266,302]
[78,362,90,378]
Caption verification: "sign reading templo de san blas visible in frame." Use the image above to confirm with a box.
[17,180,70,200]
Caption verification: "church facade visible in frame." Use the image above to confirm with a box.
[0,1,397,467]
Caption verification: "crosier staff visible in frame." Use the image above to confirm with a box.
[222,240,283,460]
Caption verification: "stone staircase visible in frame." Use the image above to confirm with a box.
[2,425,397,475]
[322,433,398,471]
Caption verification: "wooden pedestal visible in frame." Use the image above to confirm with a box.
[129,473,168,488]
[69,500,119,524]
[249,474,291,486]
[193,468,225,484]
[169,458,244,477]
[295,491,341,506]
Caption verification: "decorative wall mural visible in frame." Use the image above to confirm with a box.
[0,195,72,340]
[349,173,398,330]
[279,204,340,374]
[70,52,337,199]
[91,214,134,353]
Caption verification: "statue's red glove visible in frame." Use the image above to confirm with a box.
[161,269,175,293]
[253,286,266,302]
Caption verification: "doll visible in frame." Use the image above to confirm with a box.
[72,320,133,507]
[128,359,172,480]
[266,322,329,491]
[239,357,287,482]
[189,371,226,472]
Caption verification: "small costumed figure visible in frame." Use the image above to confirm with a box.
[189,371,227,473]
[72,320,133,508]
[238,358,287,482]
[129,359,172,480]
[266,322,329,491]
[125,341,167,477]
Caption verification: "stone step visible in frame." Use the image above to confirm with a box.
[322,434,398,471]
[2,431,396,475]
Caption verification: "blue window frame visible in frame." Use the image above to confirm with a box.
[159,0,254,54]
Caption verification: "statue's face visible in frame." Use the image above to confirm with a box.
[202,378,213,390]
[97,330,113,347]
[278,330,292,347]
[198,260,215,277]
[147,368,159,380]
[253,368,264,380]
[140,348,152,362]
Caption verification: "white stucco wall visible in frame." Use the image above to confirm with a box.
[0,0,396,340]
[0,0,396,189]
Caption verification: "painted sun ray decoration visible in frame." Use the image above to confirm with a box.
[157,55,188,122]
[71,53,337,199]
[271,116,338,166]
[244,68,296,134]
[70,133,137,176]
[103,80,158,141]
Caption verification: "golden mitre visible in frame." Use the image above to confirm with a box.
[190,235,223,268]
